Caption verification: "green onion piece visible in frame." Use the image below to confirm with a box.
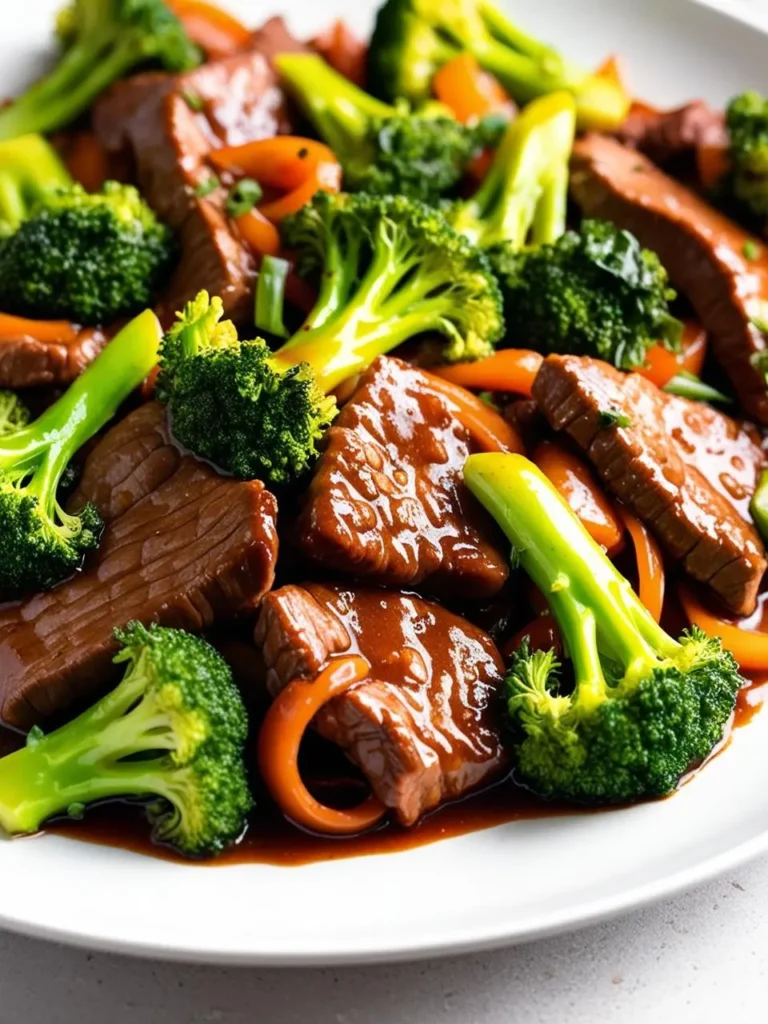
[181,89,204,112]
[227,177,264,218]
[598,408,631,429]
[255,255,290,339]
[662,371,731,404]
[194,175,220,197]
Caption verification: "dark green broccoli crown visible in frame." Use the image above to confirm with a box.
[159,291,337,485]
[71,0,201,71]
[490,219,682,368]
[112,622,252,856]
[347,115,499,202]
[282,190,505,364]
[726,91,768,174]
[506,630,743,804]
[0,390,31,436]
[0,484,102,594]
[725,91,768,217]
[368,0,458,103]
[0,181,173,324]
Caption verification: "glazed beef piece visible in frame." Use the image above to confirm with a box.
[533,354,766,615]
[249,16,312,63]
[0,327,105,389]
[69,401,182,522]
[297,357,509,598]
[93,50,291,321]
[570,135,768,424]
[618,100,726,169]
[0,417,278,730]
[255,583,507,825]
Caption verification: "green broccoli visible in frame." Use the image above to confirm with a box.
[724,91,768,219]
[275,52,503,203]
[158,192,503,484]
[464,453,744,804]
[448,90,576,249]
[0,181,173,324]
[368,0,629,131]
[0,135,73,234]
[0,308,161,595]
[0,0,200,140]
[0,622,253,857]
[491,219,683,369]
[0,391,31,437]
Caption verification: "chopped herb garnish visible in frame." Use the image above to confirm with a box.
[744,240,760,260]
[181,89,204,112]
[598,408,631,429]
[194,175,220,198]
[226,177,264,218]
[297,146,309,159]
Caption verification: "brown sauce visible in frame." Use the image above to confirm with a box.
[50,778,578,867]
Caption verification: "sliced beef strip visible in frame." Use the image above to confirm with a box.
[297,356,509,599]
[618,100,726,169]
[0,432,278,730]
[69,401,180,523]
[533,354,766,615]
[255,583,506,826]
[0,327,106,389]
[93,50,291,321]
[570,135,768,424]
[249,16,312,63]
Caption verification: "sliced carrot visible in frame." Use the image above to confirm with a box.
[210,137,338,188]
[0,314,79,343]
[431,349,543,398]
[433,53,514,124]
[594,55,625,90]
[679,586,768,671]
[615,504,665,622]
[639,321,707,389]
[168,0,250,58]
[211,136,342,222]
[257,655,387,835]
[234,207,281,256]
[258,161,342,222]
[534,441,623,554]
[697,143,731,192]
[312,19,367,86]
[422,371,524,454]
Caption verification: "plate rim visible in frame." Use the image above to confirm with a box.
[2,0,768,967]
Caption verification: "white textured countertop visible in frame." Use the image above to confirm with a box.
[3,1,768,1021]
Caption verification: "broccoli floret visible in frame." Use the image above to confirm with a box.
[0,308,161,595]
[0,622,253,857]
[448,90,576,249]
[490,219,683,369]
[368,0,629,130]
[275,53,500,203]
[0,391,31,437]
[725,91,768,219]
[0,135,73,234]
[464,453,744,804]
[0,181,173,324]
[158,193,503,484]
[0,0,200,140]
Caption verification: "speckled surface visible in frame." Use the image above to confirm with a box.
[1,855,767,1022]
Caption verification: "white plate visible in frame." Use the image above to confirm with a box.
[4,0,768,967]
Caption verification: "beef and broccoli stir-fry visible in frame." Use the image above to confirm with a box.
[0,0,767,862]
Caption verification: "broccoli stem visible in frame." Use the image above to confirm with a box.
[464,453,680,707]
[453,91,575,248]
[0,37,138,140]
[1,309,161,469]
[274,53,393,160]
